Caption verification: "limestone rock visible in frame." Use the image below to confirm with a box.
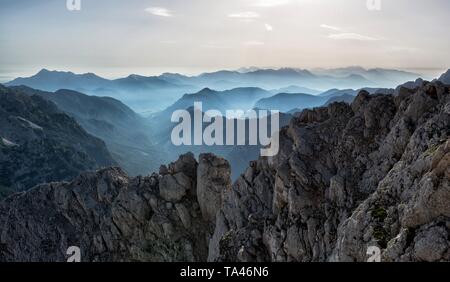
[197,153,232,223]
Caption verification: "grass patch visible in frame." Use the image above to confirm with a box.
[371,207,387,222]
[425,144,439,155]
[373,226,388,248]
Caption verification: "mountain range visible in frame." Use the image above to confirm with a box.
[1,80,447,262]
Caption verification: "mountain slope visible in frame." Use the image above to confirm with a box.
[0,85,116,195]
[9,86,165,176]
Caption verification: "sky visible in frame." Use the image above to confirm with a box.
[1,0,449,80]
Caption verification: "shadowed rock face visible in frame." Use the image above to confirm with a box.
[0,82,449,262]
[0,85,116,195]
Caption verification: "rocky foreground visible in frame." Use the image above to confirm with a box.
[0,81,449,262]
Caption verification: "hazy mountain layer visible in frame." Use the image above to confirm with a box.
[5,67,421,113]
[152,106,292,180]
[9,86,165,176]
[255,93,327,112]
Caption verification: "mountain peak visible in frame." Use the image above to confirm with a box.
[198,87,215,93]
[37,68,51,74]
[33,69,76,77]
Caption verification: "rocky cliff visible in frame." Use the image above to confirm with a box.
[0,81,448,262]
[0,153,225,262]
[209,81,449,262]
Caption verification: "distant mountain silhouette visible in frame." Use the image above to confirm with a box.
[319,87,394,98]
[255,93,327,113]
[319,88,358,97]
[311,67,422,86]
[270,85,320,95]
[7,69,110,92]
[6,69,199,113]
[159,87,273,116]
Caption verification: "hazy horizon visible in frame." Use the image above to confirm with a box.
[1,0,450,82]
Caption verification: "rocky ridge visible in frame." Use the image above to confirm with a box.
[0,81,449,262]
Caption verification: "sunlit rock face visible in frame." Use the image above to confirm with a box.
[209,81,449,262]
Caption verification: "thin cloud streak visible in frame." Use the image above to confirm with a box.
[145,7,172,17]
[228,11,260,19]
[328,33,381,41]
[320,24,342,32]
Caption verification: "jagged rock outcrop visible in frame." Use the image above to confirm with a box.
[0,82,448,262]
[0,152,230,262]
[209,81,449,262]
[197,153,232,223]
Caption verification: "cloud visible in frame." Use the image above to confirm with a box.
[328,33,380,41]
[265,23,274,31]
[251,0,293,7]
[320,24,381,41]
[145,7,172,17]
[228,11,260,19]
[320,24,342,32]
